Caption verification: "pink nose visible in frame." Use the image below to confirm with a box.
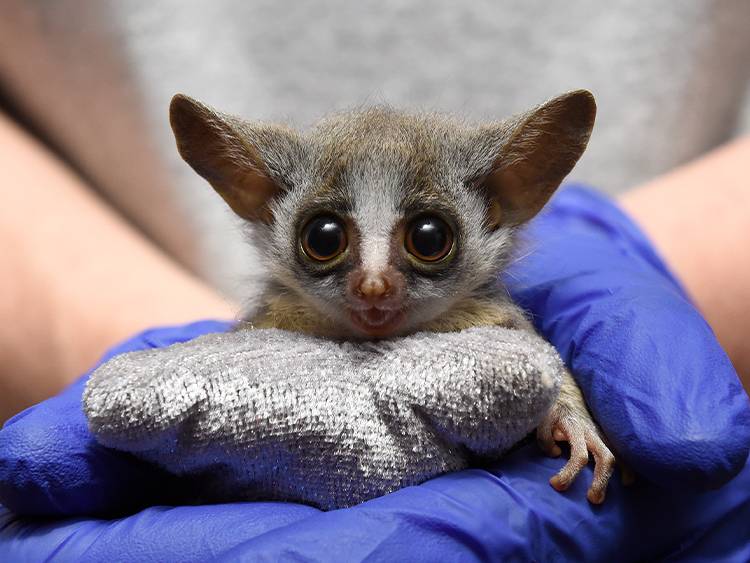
[359,274,390,299]
[348,267,404,307]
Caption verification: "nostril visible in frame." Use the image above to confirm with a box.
[381,276,391,294]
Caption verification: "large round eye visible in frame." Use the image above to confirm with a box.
[301,215,347,262]
[405,215,453,262]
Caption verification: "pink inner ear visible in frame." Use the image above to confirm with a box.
[223,165,279,223]
[485,161,549,227]
[170,95,280,223]
[484,91,596,227]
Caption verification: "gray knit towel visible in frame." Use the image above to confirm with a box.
[83,326,563,510]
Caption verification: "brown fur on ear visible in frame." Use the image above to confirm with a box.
[484,89,596,226]
[169,94,280,222]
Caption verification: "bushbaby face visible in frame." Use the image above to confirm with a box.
[169,93,596,338]
[262,108,517,337]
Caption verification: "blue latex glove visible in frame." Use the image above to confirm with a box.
[1,186,749,562]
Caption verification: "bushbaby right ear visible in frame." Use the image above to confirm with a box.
[169,94,299,223]
[480,90,596,227]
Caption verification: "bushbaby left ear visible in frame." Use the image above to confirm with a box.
[481,90,596,227]
[169,94,303,223]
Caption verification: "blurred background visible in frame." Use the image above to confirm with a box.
[1,0,749,299]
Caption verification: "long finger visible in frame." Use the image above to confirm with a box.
[549,422,589,491]
[585,431,616,504]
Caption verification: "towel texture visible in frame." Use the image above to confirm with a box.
[84,326,562,509]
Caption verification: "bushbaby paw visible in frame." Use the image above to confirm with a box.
[537,401,616,504]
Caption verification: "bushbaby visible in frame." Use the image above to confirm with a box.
[169,89,617,503]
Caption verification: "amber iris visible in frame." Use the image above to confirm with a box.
[405,216,453,262]
[302,215,347,261]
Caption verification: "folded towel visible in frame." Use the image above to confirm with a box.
[84,325,562,510]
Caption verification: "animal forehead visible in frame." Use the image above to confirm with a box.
[310,107,457,160]
[298,108,464,238]
[307,109,461,205]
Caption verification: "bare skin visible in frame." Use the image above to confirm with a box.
[620,136,750,393]
[1,108,748,467]
[0,112,235,421]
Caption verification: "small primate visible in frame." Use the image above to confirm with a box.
[169,90,617,503]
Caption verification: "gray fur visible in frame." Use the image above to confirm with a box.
[84,325,563,510]
[245,106,539,331]
[167,92,593,335]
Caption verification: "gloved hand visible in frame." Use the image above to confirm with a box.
[1,186,749,562]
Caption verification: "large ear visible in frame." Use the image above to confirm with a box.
[169,94,291,222]
[482,90,596,227]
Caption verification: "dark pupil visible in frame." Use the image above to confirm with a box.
[411,218,448,258]
[306,217,343,259]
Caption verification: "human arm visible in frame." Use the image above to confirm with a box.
[619,136,750,392]
[1,104,748,420]
[0,112,235,421]
[1,107,749,560]
[2,184,749,561]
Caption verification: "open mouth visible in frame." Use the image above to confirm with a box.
[349,307,405,337]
